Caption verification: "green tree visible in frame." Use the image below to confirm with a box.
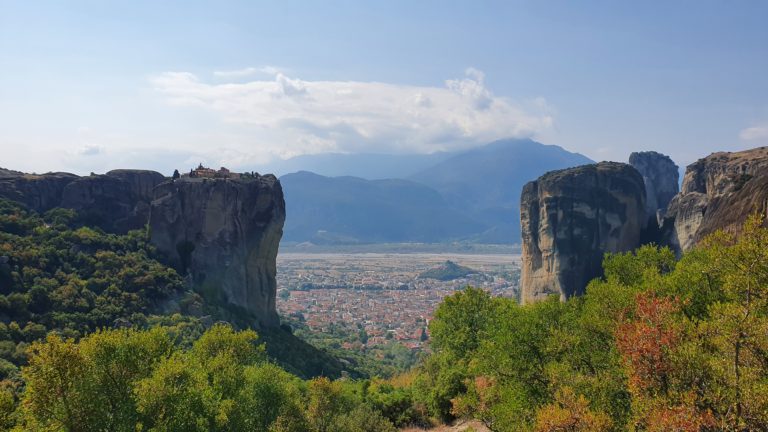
[134,353,213,432]
[21,335,96,432]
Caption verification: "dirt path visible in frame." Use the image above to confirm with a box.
[401,419,491,432]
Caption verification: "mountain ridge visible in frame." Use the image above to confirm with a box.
[278,139,594,244]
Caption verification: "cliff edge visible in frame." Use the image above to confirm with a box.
[520,162,646,303]
[629,151,679,228]
[149,174,285,327]
[0,169,165,232]
[663,146,768,251]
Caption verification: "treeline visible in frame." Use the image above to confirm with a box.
[2,196,767,431]
[0,199,426,431]
[0,324,418,431]
[0,199,195,373]
[0,321,429,431]
[0,199,356,382]
[414,215,768,430]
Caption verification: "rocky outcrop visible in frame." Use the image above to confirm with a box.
[148,175,285,327]
[629,151,679,227]
[61,170,166,232]
[106,169,166,200]
[663,146,768,251]
[520,162,646,303]
[0,168,23,178]
[0,169,166,233]
[0,172,79,211]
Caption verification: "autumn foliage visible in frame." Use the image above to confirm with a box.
[615,293,681,395]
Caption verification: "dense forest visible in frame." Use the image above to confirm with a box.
[417,215,768,431]
[0,197,767,430]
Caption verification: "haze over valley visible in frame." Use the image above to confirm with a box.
[2,2,768,431]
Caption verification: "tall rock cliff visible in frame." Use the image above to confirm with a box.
[0,169,165,232]
[520,162,646,303]
[0,171,79,211]
[628,151,679,227]
[148,175,285,327]
[663,146,768,251]
[61,170,166,232]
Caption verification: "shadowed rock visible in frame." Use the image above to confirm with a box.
[0,172,79,211]
[0,169,165,232]
[629,151,679,228]
[663,146,768,251]
[520,162,646,303]
[61,170,166,232]
[148,175,285,327]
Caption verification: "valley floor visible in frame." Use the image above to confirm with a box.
[277,252,520,352]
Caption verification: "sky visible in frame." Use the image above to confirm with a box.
[1,0,767,175]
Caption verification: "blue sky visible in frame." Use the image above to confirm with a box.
[1,0,767,175]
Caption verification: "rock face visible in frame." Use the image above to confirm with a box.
[61,170,166,232]
[0,169,166,233]
[0,172,79,211]
[148,175,285,327]
[629,151,679,227]
[663,146,768,251]
[520,162,646,303]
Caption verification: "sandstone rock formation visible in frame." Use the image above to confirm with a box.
[629,151,679,227]
[520,162,646,303]
[0,171,79,211]
[663,146,768,251]
[0,169,166,233]
[61,170,166,232]
[149,175,285,327]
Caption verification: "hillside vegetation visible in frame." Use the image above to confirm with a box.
[418,261,477,281]
[414,215,768,431]
[0,199,350,382]
[0,195,766,431]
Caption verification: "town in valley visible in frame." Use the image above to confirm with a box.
[276,253,521,353]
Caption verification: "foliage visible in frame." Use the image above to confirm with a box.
[4,197,768,431]
[418,260,477,281]
[288,318,422,378]
[0,199,187,370]
[411,214,768,431]
[0,199,361,381]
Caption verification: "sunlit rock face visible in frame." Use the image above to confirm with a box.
[629,151,679,228]
[663,146,768,252]
[149,174,285,327]
[520,162,646,304]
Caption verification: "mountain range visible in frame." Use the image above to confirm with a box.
[274,139,593,245]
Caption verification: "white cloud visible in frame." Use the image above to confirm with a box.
[148,68,554,166]
[740,123,768,141]
[213,66,283,78]
[76,143,104,156]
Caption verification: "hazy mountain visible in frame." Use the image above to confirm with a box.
[256,152,453,180]
[278,139,593,245]
[409,138,594,243]
[280,171,486,244]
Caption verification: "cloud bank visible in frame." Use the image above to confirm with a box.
[740,123,768,141]
[149,68,554,166]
